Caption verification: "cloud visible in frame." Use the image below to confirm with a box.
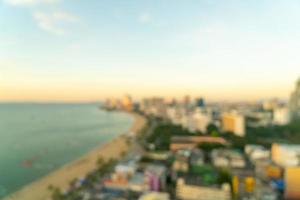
[33,11,79,35]
[138,13,152,24]
[3,0,59,6]
[4,0,78,35]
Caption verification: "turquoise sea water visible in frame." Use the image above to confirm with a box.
[0,103,134,198]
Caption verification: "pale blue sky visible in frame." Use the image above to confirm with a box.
[1,0,300,101]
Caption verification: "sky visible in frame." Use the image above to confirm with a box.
[0,0,300,102]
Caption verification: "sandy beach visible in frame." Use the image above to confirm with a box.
[3,112,146,200]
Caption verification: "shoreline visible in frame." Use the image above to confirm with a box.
[3,112,146,200]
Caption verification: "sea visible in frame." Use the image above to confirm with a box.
[0,103,134,198]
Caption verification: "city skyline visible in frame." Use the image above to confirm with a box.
[1,0,300,102]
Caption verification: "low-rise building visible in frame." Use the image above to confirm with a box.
[115,160,137,177]
[176,178,231,200]
[254,160,271,180]
[271,143,300,167]
[245,144,270,163]
[190,149,204,166]
[255,187,278,200]
[104,171,149,192]
[229,151,246,168]
[213,156,230,168]
[144,152,170,161]
[139,192,170,200]
[172,149,190,173]
[211,149,246,169]
[145,164,167,191]
[245,111,273,128]
[170,136,227,151]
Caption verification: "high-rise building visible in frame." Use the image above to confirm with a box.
[285,167,300,200]
[122,94,133,111]
[192,109,211,133]
[273,107,290,125]
[140,97,167,117]
[183,95,191,105]
[105,98,116,109]
[182,95,194,113]
[290,78,300,119]
[262,98,280,111]
[222,112,245,137]
[196,98,205,107]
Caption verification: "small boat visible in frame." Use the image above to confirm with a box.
[21,159,34,168]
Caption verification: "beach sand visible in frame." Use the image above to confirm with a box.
[3,112,146,200]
